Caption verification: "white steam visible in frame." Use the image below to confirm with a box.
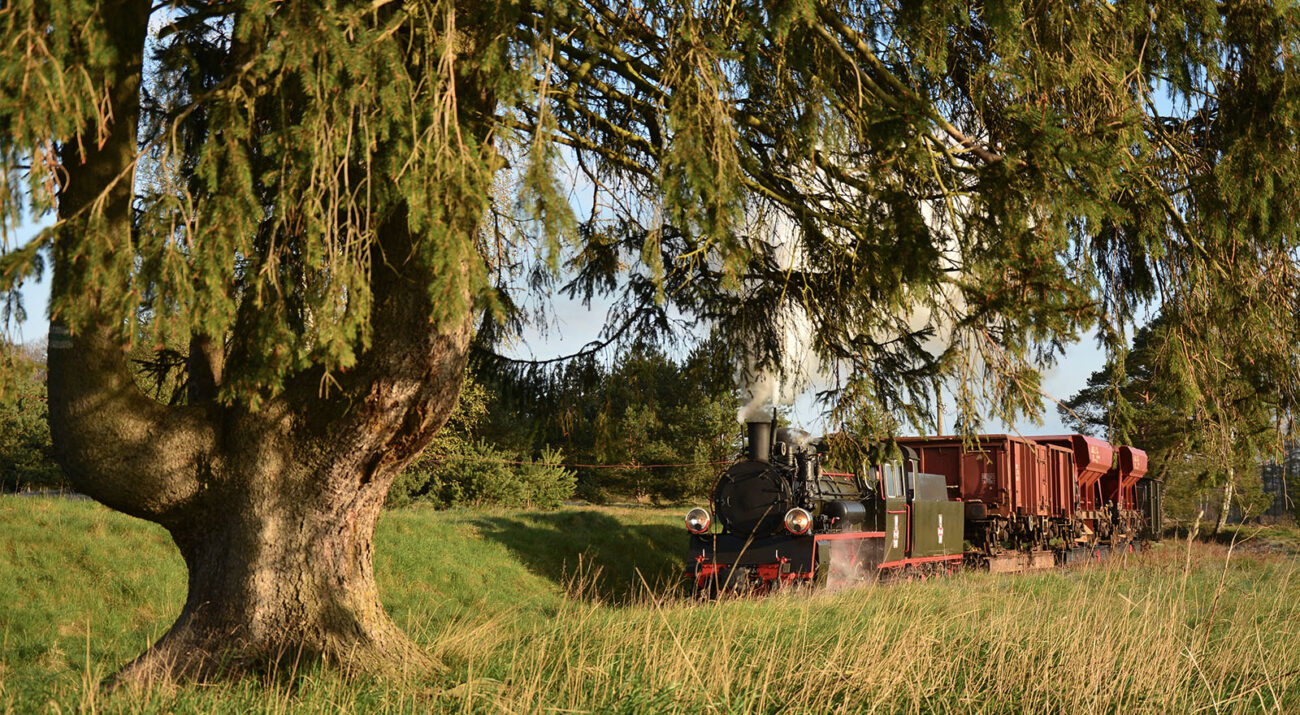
[734,209,822,424]
[731,170,972,428]
[735,308,819,423]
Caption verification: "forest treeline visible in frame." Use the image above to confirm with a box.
[393,336,743,507]
[0,342,57,492]
[3,332,1296,522]
[0,337,744,508]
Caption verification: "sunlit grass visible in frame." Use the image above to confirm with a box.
[2,497,1297,713]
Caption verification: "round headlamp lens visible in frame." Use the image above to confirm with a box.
[685,507,711,534]
[784,508,812,535]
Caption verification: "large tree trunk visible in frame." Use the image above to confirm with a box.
[44,0,490,685]
[49,306,472,687]
[112,471,427,682]
[51,305,472,685]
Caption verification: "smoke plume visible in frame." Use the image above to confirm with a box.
[734,208,822,423]
[735,308,819,423]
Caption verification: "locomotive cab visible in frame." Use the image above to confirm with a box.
[879,456,964,565]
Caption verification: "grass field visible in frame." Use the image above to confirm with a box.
[1,497,1298,713]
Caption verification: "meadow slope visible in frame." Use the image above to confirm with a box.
[1,497,1297,713]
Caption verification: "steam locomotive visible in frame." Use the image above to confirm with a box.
[684,421,1163,593]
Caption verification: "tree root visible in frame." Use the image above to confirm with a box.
[104,615,437,691]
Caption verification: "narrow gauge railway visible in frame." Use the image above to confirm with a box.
[684,421,1162,595]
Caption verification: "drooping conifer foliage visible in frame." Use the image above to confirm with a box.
[2,0,1300,683]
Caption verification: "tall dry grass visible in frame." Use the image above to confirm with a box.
[416,539,1299,713]
[2,497,1297,713]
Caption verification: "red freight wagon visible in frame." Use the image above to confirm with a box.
[1092,445,1149,543]
[1104,446,1148,511]
[1041,443,1076,520]
[1036,434,1114,516]
[896,435,1078,555]
[895,434,1055,521]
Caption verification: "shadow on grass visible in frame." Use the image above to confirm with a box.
[470,511,684,603]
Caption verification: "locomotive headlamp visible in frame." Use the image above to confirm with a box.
[784,508,813,535]
[684,507,711,534]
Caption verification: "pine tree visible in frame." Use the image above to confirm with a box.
[3,0,1300,684]
[1060,316,1279,526]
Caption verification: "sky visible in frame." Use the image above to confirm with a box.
[5,219,50,347]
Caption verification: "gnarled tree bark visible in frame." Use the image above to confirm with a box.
[45,0,485,685]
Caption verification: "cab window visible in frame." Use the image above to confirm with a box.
[883,462,904,499]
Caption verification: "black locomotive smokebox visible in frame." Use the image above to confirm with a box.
[713,460,793,537]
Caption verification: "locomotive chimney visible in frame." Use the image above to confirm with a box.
[747,421,771,463]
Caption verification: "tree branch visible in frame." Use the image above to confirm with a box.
[45,0,208,522]
[472,304,652,368]
[816,8,1007,165]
